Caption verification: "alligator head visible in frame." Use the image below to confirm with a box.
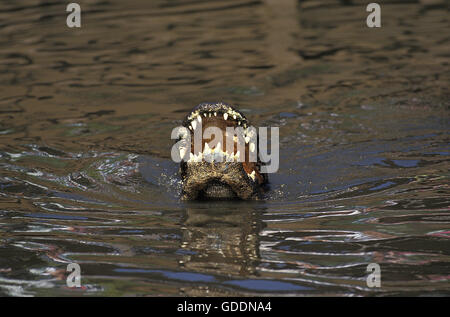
[177,102,267,200]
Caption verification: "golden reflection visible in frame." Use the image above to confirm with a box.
[179,204,265,277]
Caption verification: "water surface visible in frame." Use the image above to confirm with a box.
[0,0,449,296]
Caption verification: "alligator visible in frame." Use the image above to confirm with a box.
[177,102,267,200]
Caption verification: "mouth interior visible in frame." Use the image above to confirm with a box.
[198,180,238,200]
[181,103,261,200]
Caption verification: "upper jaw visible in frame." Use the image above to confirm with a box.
[183,102,249,129]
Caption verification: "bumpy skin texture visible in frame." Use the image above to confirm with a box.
[179,102,267,200]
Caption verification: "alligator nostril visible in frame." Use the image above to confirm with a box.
[199,181,237,200]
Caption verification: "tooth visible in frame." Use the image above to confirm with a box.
[191,120,197,130]
[248,170,256,181]
[197,116,202,123]
[180,129,188,139]
[204,113,207,117]
[223,113,228,120]
[216,142,222,152]
[245,136,250,143]
[250,142,255,152]
[204,144,212,162]
[213,150,223,162]
[180,148,186,160]
[189,153,194,162]
[204,143,211,154]
[238,121,241,125]
[189,125,193,131]
[233,115,236,119]
[214,112,217,116]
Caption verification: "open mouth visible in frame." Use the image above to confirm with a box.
[179,102,266,200]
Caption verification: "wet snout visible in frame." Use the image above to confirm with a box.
[181,161,259,200]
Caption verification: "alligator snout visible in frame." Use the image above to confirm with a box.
[177,102,267,200]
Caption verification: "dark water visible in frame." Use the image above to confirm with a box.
[0,0,449,296]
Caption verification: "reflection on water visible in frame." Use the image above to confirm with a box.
[182,204,263,277]
[0,0,449,296]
